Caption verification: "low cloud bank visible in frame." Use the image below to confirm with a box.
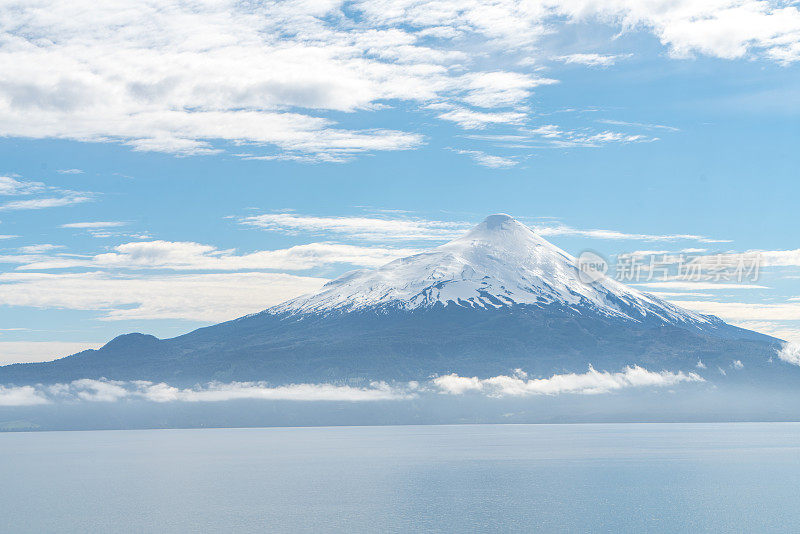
[0,385,50,406]
[0,366,707,407]
[433,366,704,397]
[1,380,415,406]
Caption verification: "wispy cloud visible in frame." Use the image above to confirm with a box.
[450,149,518,168]
[467,124,663,149]
[0,176,45,195]
[56,169,83,175]
[598,119,680,132]
[0,195,93,211]
[635,282,767,290]
[17,244,63,254]
[60,221,126,229]
[555,53,630,67]
[239,214,469,241]
[437,108,527,130]
[532,223,727,243]
[0,175,94,210]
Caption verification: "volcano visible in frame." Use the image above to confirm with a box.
[0,214,782,386]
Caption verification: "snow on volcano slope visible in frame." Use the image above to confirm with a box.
[271,214,714,328]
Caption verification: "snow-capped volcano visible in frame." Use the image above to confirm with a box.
[273,214,712,328]
[1,214,779,388]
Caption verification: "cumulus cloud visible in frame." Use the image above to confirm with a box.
[433,366,704,396]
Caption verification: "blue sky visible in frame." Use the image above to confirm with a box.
[0,0,799,363]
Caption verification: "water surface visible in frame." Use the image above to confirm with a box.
[1,423,798,532]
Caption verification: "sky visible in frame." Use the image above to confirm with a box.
[0,0,798,364]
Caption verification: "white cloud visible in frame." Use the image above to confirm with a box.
[0,194,93,211]
[0,176,44,195]
[458,71,558,108]
[40,379,415,404]
[433,365,703,396]
[56,169,84,174]
[239,213,469,241]
[18,244,63,254]
[61,221,127,229]
[474,125,662,149]
[0,341,102,365]
[598,119,680,132]
[239,213,729,243]
[437,108,527,129]
[1,0,794,164]
[533,224,724,242]
[451,149,518,168]
[0,385,50,406]
[0,1,548,161]
[668,300,800,322]
[71,378,131,402]
[635,282,767,290]
[0,366,708,406]
[0,271,328,321]
[0,175,94,210]
[777,342,800,366]
[15,240,419,271]
[555,53,628,66]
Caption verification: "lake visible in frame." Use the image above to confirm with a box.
[1,423,799,532]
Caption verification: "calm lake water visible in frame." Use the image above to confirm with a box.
[1,423,799,533]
